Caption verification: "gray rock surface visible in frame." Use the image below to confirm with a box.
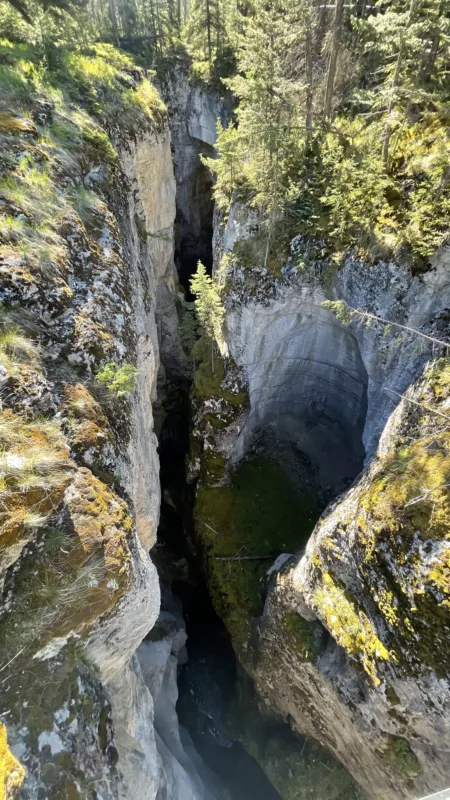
[215,203,450,798]
[160,70,229,285]
[0,102,213,800]
[222,228,450,491]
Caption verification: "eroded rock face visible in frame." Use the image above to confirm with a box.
[160,70,229,289]
[222,228,450,487]
[257,363,450,800]
[0,80,207,799]
[227,291,368,493]
[208,207,450,798]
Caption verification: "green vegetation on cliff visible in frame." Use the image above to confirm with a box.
[226,676,358,800]
[195,457,319,656]
[309,360,450,683]
[191,334,248,405]
[206,0,450,269]
[0,24,163,792]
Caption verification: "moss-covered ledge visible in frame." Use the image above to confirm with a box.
[252,358,450,798]
[190,345,358,799]
[194,457,319,662]
[299,359,450,684]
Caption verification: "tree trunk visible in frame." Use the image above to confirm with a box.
[108,0,120,45]
[305,3,313,138]
[90,0,98,29]
[155,0,163,51]
[216,0,221,59]
[316,0,328,54]
[323,0,344,120]
[148,0,158,40]
[420,32,440,83]
[264,221,272,269]
[168,0,174,27]
[382,0,416,168]
[206,0,213,66]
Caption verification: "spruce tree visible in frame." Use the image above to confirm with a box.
[190,261,225,346]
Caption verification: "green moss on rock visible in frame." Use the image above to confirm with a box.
[384,736,422,779]
[2,647,113,797]
[195,457,320,657]
[352,361,450,676]
[304,360,450,682]
[282,612,317,662]
[192,336,249,407]
[226,676,358,800]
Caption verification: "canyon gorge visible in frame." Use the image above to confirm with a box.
[0,37,450,800]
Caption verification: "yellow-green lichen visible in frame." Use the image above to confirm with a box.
[353,368,450,674]
[363,430,450,544]
[312,572,391,684]
[0,724,24,800]
[309,360,450,679]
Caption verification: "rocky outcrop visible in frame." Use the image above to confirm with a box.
[194,202,450,798]
[257,361,450,800]
[0,57,209,799]
[221,225,450,491]
[159,70,229,288]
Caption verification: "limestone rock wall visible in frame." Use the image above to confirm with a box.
[255,361,450,800]
[159,69,229,287]
[222,229,450,483]
[208,206,450,798]
[0,81,207,799]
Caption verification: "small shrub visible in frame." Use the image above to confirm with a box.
[96,361,139,396]
[283,612,317,661]
[70,187,107,226]
[81,124,118,166]
[385,736,422,779]
[0,324,39,361]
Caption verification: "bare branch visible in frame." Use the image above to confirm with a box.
[405,485,450,507]
[348,305,449,350]
[213,554,277,561]
[384,387,450,422]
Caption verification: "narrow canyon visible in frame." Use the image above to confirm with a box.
[0,24,450,800]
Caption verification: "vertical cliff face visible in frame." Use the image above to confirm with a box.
[193,200,450,799]
[159,70,228,292]
[83,125,200,799]
[0,52,218,799]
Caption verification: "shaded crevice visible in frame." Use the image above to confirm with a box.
[155,121,369,798]
[154,398,282,799]
[233,314,369,498]
[175,161,214,297]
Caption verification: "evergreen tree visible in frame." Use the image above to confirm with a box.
[206,0,313,261]
[190,261,225,346]
[6,0,87,24]
[183,0,237,79]
[323,0,345,119]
